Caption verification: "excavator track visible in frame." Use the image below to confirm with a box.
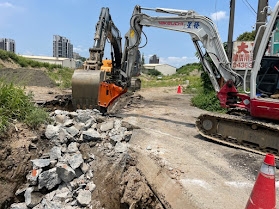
[196,112,279,159]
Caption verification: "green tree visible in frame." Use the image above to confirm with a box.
[236,31,256,41]
[79,56,86,62]
[147,68,162,76]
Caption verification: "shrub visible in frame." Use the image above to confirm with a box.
[0,50,9,60]
[147,68,162,76]
[25,108,50,129]
[191,90,225,112]
[0,81,50,135]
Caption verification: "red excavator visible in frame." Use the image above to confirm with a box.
[72,3,279,157]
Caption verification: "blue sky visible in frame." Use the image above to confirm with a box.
[0,0,278,68]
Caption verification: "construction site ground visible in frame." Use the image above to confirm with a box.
[0,67,279,208]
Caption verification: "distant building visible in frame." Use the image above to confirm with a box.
[149,55,159,64]
[53,35,73,58]
[21,55,76,69]
[73,52,81,59]
[143,64,176,75]
[0,38,15,53]
[75,59,83,69]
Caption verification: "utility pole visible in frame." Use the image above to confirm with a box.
[256,0,268,34]
[253,0,268,60]
[227,0,235,62]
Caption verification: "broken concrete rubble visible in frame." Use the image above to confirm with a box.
[12,109,133,208]
[38,167,61,190]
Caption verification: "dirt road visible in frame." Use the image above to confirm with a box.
[118,87,279,208]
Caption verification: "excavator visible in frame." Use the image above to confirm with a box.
[72,7,141,110]
[72,3,279,157]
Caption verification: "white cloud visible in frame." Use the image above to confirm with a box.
[210,11,227,21]
[73,46,82,52]
[0,2,15,8]
[73,46,88,54]
[0,2,25,27]
[146,55,199,68]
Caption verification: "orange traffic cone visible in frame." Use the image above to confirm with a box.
[245,153,276,209]
[177,85,182,94]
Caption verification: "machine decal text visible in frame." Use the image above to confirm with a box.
[158,21,183,26]
[187,21,200,29]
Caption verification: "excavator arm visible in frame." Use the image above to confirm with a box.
[73,5,244,111]
[126,6,243,91]
[98,5,244,110]
[71,7,122,109]
[84,7,122,70]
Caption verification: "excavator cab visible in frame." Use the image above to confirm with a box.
[100,59,113,73]
[254,15,279,98]
[256,56,279,97]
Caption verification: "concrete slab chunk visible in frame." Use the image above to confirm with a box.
[38,168,61,190]
[76,189,91,206]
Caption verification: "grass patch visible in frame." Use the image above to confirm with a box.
[0,50,73,136]
[191,90,225,112]
[0,49,63,70]
[0,81,50,136]
[140,74,202,94]
[176,62,200,75]
[141,62,225,113]
[0,49,74,89]
[47,68,74,88]
[141,74,189,87]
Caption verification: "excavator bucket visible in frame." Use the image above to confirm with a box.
[71,69,103,109]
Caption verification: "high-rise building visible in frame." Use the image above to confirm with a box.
[149,54,159,64]
[0,38,15,53]
[53,35,73,58]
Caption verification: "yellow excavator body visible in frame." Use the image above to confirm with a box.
[100,59,112,72]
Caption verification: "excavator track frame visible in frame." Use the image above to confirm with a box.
[196,112,279,158]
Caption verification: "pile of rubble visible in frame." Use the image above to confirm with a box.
[10,109,134,209]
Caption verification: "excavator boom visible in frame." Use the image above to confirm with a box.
[71,7,122,109]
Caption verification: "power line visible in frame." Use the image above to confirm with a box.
[242,0,257,15]
[215,0,218,27]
